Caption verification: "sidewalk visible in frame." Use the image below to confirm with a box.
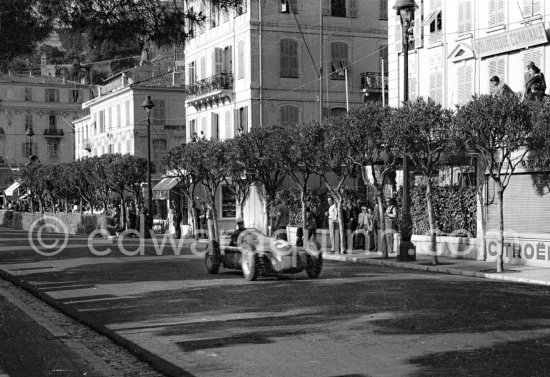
[323,249,550,286]
[0,286,105,377]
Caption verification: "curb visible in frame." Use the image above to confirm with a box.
[323,253,550,287]
[0,268,193,377]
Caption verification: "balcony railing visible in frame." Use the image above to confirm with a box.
[361,72,388,92]
[44,128,64,137]
[186,73,233,99]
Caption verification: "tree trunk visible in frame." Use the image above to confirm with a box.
[263,193,271,236]
[301,187,307,241]
[238,198,245,222]
[336,197,346,254]
[374,185,387,259]
[210,198,219,242]
[426,179,438,265]
[120,195,125,229]
[189,199,199,240]
[496,181,504,272]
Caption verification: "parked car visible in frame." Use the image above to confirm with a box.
[204,228,322,281]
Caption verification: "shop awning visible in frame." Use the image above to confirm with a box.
[4,181,20,196]
[152,177,180,200]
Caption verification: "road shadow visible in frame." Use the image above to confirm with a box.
[408,334,550,377]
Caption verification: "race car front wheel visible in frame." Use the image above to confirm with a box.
[205,240,221,274]
[241,249,259,281]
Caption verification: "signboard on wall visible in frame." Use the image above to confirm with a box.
[472,23,548,58]
[486,236,550,266]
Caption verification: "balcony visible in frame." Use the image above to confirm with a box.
[44,128,64,138]
[186,73,234,110]
[361,72,388,93]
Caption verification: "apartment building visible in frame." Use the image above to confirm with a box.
[388,0,550,266]
[0,73,91,194]
[184,0,388,229]
[75,70,186,161]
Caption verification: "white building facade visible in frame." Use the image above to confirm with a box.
[0,74,91,198]
[184,0,388,230]
[388,0,550,266]
[75,71,186,161]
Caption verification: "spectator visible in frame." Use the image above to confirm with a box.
[198,201,208,239]
[273,194,289,241]
[490,76,513,96]
[171,200,182,239]
[326,197,338,253]
[230,218,246,247]
[384,198,398,254]
[525,61,546,98]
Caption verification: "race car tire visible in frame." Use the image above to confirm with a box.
[241,248,259,281]
[305,253,322,278]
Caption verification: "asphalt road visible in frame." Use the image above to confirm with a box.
[1,227,550,377]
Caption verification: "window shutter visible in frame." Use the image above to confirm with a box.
[251,36,259,82]
[225,110,230,139]
[348,0,358,17]
[524,47,543,69]
[497,0,505,25]
[459,0,472,34]
[532,0,541,16]
[488,57,506,93]
[223,47,232,74]
[409,57,417,100]
[380,0,388,19]
[414,0,423,48]
[489,0,504,27]
[234,109,239,136]
[395,17,402,54]
[322,0,330,15]
[523,0,533,17]
[200,56,206,79]
[55,89,60,102]
[238,40,244,79]
[457,65,473,104]
[241,106,248,133]
[211,113,219,140]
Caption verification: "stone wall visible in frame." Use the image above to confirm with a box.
[0,210,111,235]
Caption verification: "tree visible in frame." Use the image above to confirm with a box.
[0,0,57,71]
[161,144,202,239]
[175,139,229,241]
[224,137,259,221]
[281,122,323,240]
[68,158,100,214]
[316,115,359,253]
[347,104,397,258]
[389,98,455,265]
[18,163,50,213]
[454,94,534,272]
[103,154,148,227]
[240,125,288,235]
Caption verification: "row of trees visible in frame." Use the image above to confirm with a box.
[162,94,550,272]
[14,94,550,272]
[18,154,150,222]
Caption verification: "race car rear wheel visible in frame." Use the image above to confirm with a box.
[241,249,259,281]
[305,253,322,278]
[205,240,221,274]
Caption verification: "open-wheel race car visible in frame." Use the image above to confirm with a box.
[204,228,322,281]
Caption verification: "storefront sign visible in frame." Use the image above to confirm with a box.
[473,23,548,58]
[486,238,550,264]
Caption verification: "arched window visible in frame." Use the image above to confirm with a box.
[330,107,347,117]
[280,39,299,78]
[280,105,300,125]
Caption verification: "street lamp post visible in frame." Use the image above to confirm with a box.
[394,0,417,262]
[141,96,155,235]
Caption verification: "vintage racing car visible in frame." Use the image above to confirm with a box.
[204,228,322,281]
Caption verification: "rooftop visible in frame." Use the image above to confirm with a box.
[0,73,84,87]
